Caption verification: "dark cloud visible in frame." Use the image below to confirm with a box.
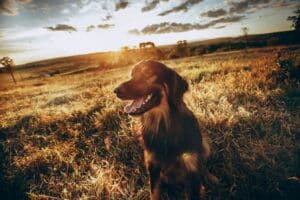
[0,0,31,16]
[115,0,129,11]
[0,0,16,15]
[141,22,196,34]
[45,24,77,32]
[142,0,160,12]
[227,0,271,14]
[272,0,292,8]
[140,15,245,34]
[225,0,294,15]
[142,0,168,12]
[97,23,114,29]
[159,0,203,16]
[128,28,140,35]
[213,15,245,23]
[201,8,227,18]
[86,25,95,32]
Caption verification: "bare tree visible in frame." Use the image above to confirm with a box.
[0,57,16,84]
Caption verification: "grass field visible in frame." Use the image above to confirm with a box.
[0,46,300,199]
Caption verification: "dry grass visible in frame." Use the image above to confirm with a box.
[0,46,300,199]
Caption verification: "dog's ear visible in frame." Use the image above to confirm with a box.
[165,70,188,104]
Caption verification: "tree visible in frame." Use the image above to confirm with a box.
[287,7,300,31]
[241,27,249,49]
[241,27,249,37]
[0,57,16,83]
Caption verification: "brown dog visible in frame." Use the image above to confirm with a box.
[114,60,216,199]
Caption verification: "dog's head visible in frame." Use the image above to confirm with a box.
[114,60,188,116]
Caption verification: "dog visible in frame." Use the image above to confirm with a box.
[114,60,216,199]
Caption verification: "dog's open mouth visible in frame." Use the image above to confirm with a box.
[124,93,160,115]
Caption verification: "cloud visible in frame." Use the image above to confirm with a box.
[159,0,203,16]
[142,0,168,12]
[142,0,160,12]
[85,24,114,31]
[103,15,112,21]
[0,0,31,16]
[0,0,17,16]
[79,1,102,13]
[61,8,70,14]
[140,15,245,34]
[97,24,115,29]
[213,15,245,23]
[227,0,272,14]
[141,22,196,34]
[272,0,292,8]
[228,0,295,13]
[27,2,49,13]
[115,0,129,11]
[128,28,141,35]
[45,24,77,32]
[201,8,227,18]
[214,25,226,29]
[86,25,95,32]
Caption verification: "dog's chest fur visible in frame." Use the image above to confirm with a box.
[141,107,203,167]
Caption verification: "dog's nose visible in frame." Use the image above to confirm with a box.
[114,87,120,94]
[114,86,125,99]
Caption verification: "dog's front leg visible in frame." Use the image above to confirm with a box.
[185,174,201,200]
[149,163,161,200]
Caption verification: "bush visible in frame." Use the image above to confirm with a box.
[276,58,300,83]
[267,37,281,46]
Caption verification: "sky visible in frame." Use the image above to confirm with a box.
[0,0,299,64]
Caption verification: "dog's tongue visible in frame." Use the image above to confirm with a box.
[124,97,145,114]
